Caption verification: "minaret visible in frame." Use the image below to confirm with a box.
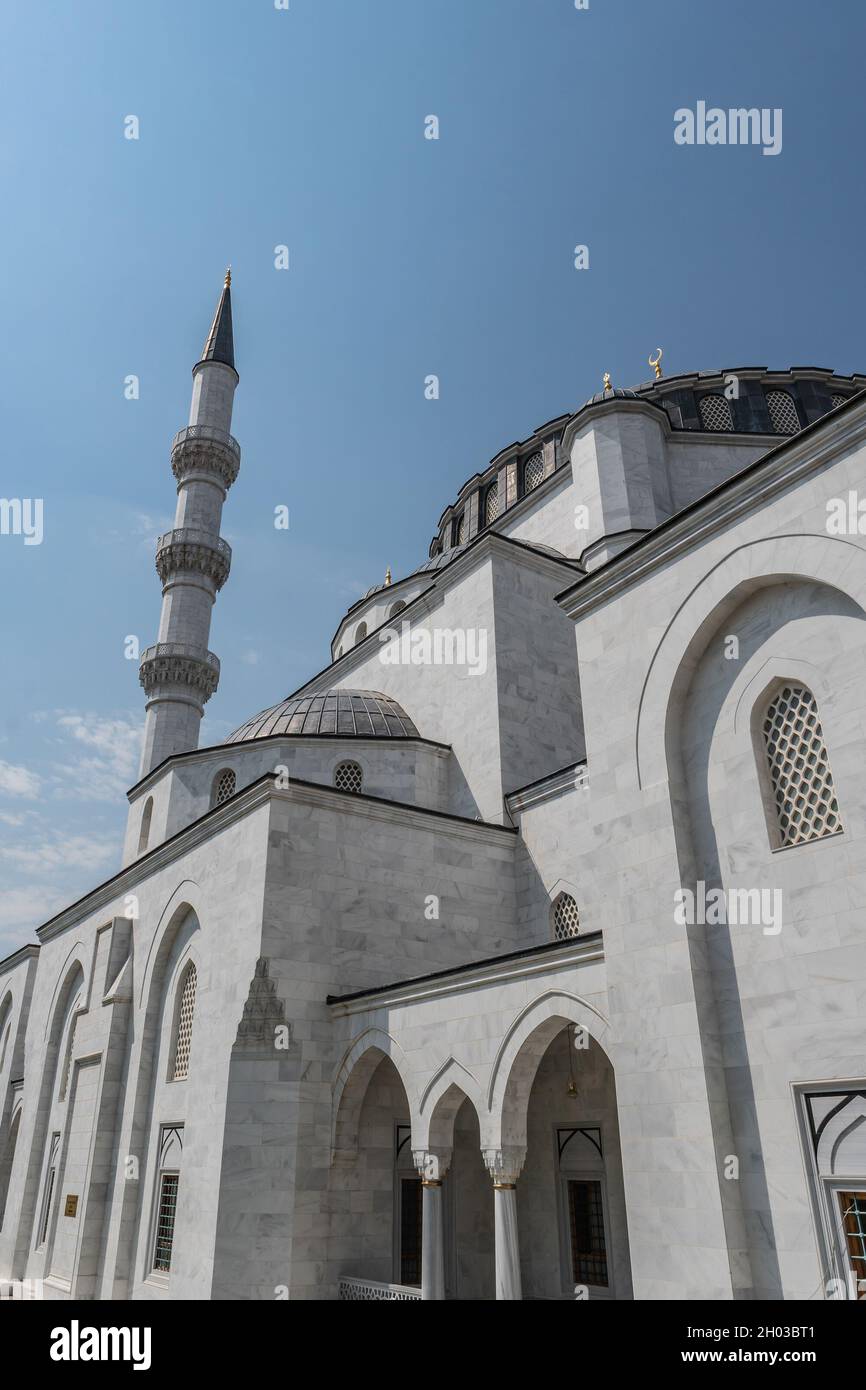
[138,271,240,776]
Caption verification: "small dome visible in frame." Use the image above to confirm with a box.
[226,689,419,743]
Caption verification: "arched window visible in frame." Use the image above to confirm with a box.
[761,685,842,847]
[765,390,800,435]
[334,760,363,794]
[831,394,848,411]
[58,991,82,1101]
[355,621,368,644]
[388,600,406,620]
[699,395,734,432]
[523,451,544,494]
[335,646,343,659]
[454,513,466,547]
[0,994,11,1074]
[551,892,580,941]
[484,480,500,526]
[211,768,236,807]
[170,963,197,1082]
[138,796,153,853]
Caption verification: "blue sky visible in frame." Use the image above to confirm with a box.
[0,0,864,952]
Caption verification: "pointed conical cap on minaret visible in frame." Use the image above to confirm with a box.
[198,268,235,372]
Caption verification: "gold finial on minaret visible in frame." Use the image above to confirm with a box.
[648,347,663,380]
[385,566,392,586]
[224,266,232,288]
[603,372,613,394]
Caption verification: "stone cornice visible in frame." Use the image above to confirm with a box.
[327,935,604,1015]
[505,761,589,816]
[36,775,516,945]
[0,942,40,976]
[557,396,866,622]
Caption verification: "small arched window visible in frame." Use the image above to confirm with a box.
[334,760,363,794]
[58,993,81,1101]
[831,394,848,411]
[171,963,197,1082]
[551,892,580,941]
[765,390,800,435]
[355,622,368,644]
[138,796,154,853]
[484,480,500,526]
[523,451,544,494]
[699,395,734,432]
[761,685,842,847]
[211,768,236,807]
[388,600,406,620]
[454,513,467,547]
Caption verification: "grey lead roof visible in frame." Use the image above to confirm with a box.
[199,280,235,371]
[226,689,420,743]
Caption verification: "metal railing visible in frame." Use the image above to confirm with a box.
[155,528,232,561]
[139,643,220,674]
[171,425,240,461]
[338,1277,421,1301]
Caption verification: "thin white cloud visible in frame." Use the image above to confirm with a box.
[50,713,143,801]
[0,760,41,798]
[0,832,118,876]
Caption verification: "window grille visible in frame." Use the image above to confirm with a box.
[838,1192,866,1288]
[153,1172,179,1273]
[552,892,580,941]
[171,965,197,1081]
[765,390,800,435]
[567,1179,608,1287]
[761,685,841,847]
[831,394,848,411]
[212,768,236,807]
[455,513,466,546]
[485,481,500,525]
[334,760,363,794]
[524,452,544,493]
[699,395,734,431]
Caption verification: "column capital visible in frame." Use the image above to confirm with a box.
[483,1145,526,1186]
[412,1148,452,1183]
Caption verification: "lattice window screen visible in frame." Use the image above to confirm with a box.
[212,769,236,806]
[552,892,580,941]
[334,760,363,793]
[831,394,848,410]
[455,513,467,545]
[524,452,544,493]
[699,395,734,431]
[765,390,800,435]
[172,965,197,1081]
[153,1172,179,1272]
[485,481,501,525]
[761,685,842,847]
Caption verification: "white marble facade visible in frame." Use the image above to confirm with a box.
[1,298,866,1301]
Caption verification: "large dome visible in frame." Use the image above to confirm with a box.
[226,689,419,743]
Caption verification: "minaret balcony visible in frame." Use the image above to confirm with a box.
[155,528,232,590]
[139,642,221,701]
[171,424,241,491]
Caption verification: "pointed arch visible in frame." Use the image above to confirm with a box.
[331,1027,414,1159]
[416,1057,483,1150]
[486,991,612,1150]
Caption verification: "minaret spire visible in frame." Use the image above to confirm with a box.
[137,273,241,778]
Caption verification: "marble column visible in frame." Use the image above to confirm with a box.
[484,1146,526,1300]
[413,1149,451,1301]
